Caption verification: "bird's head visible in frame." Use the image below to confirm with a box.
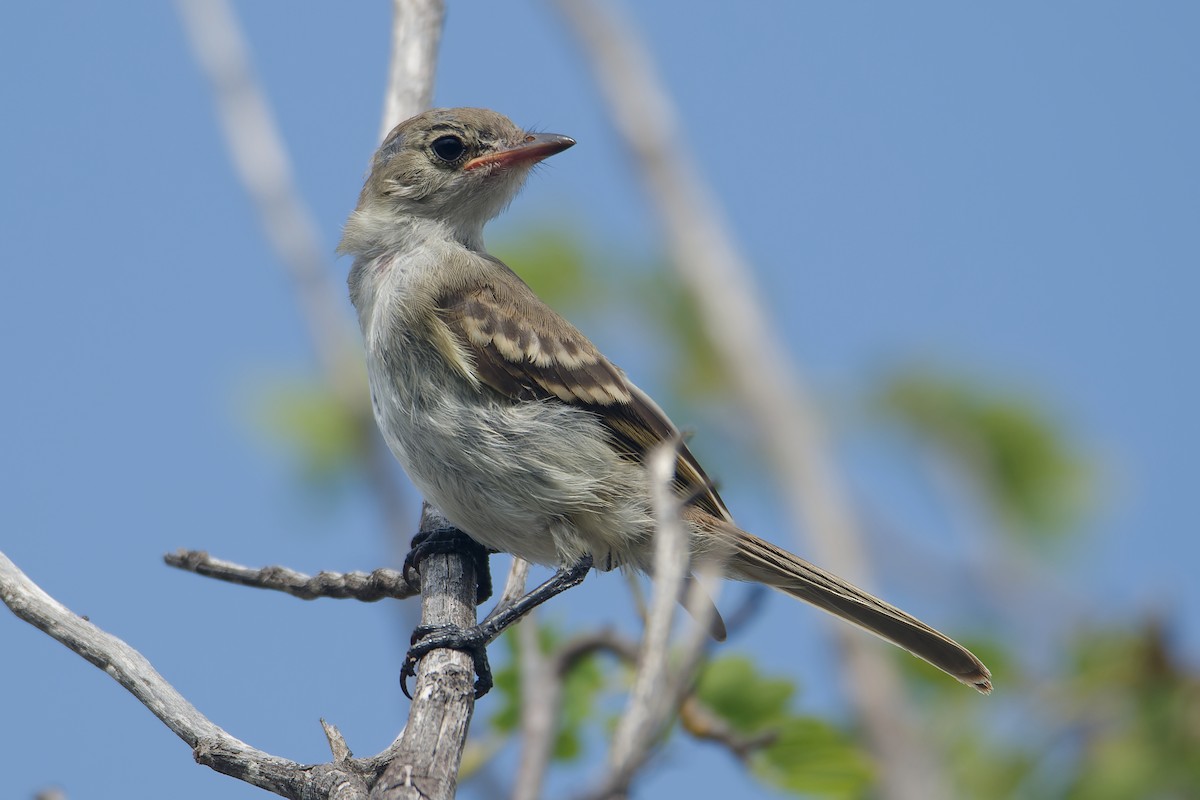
[341,108,575,253]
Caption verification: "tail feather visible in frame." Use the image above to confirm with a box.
[727,527,992,694]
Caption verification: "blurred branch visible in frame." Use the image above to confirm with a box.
[579,443,720,800]
[164,549,419,601]
[380,0,445,139]
[176,0,414,539]
[550,1,952,797]
[678,696,778,762]
[605,443,695,766]
[176,0,356,397]
[512,611,553,800]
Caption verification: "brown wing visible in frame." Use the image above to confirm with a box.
[437,268,731,522]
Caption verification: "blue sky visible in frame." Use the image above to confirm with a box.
[2,2,1197,798]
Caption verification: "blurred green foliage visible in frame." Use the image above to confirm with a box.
[1062,621,1200,799]
[483,626,872,799]
[493,226,602,312]
[254,377,370,487]
[489,624,609,762]
[896,619,1200,800]
[694,656,873,798]
[875,369,1092,543]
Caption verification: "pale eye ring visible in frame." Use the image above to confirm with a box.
[431,135,466,163]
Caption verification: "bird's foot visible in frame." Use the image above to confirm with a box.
[403,526,495,604]
[400,555,595,701]
[401,623,493,699]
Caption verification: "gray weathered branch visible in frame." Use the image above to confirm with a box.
[370,504,479,800]
[0,551,403,800]
[164,549,420,601]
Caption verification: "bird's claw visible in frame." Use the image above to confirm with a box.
[400,623,494,700]
[403,526,495,604]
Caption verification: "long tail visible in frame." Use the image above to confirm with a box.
[725,526,992,693]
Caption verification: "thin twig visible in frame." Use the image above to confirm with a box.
[549,2,950,797]
[164,549,419,601]
[511,626,642,800]
[678,696,778,762]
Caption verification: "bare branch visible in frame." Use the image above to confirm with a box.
[164,549,420,601]
[550,2,951,797]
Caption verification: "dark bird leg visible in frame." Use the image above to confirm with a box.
[401,554,594,699]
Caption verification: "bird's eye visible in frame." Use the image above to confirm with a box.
[431,135,467,163]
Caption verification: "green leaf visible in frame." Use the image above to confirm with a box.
[752,717,873,798]
[485,621,612,763]
[694,655,794,734]
[693,656,872,797]
[875,368,1092,542]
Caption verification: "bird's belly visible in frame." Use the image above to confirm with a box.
[367,348,653,569]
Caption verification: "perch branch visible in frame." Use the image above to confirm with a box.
[370,504,479,800]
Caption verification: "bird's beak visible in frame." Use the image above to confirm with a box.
[463,133,576,172]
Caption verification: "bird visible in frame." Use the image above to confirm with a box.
[339,107,992,697]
